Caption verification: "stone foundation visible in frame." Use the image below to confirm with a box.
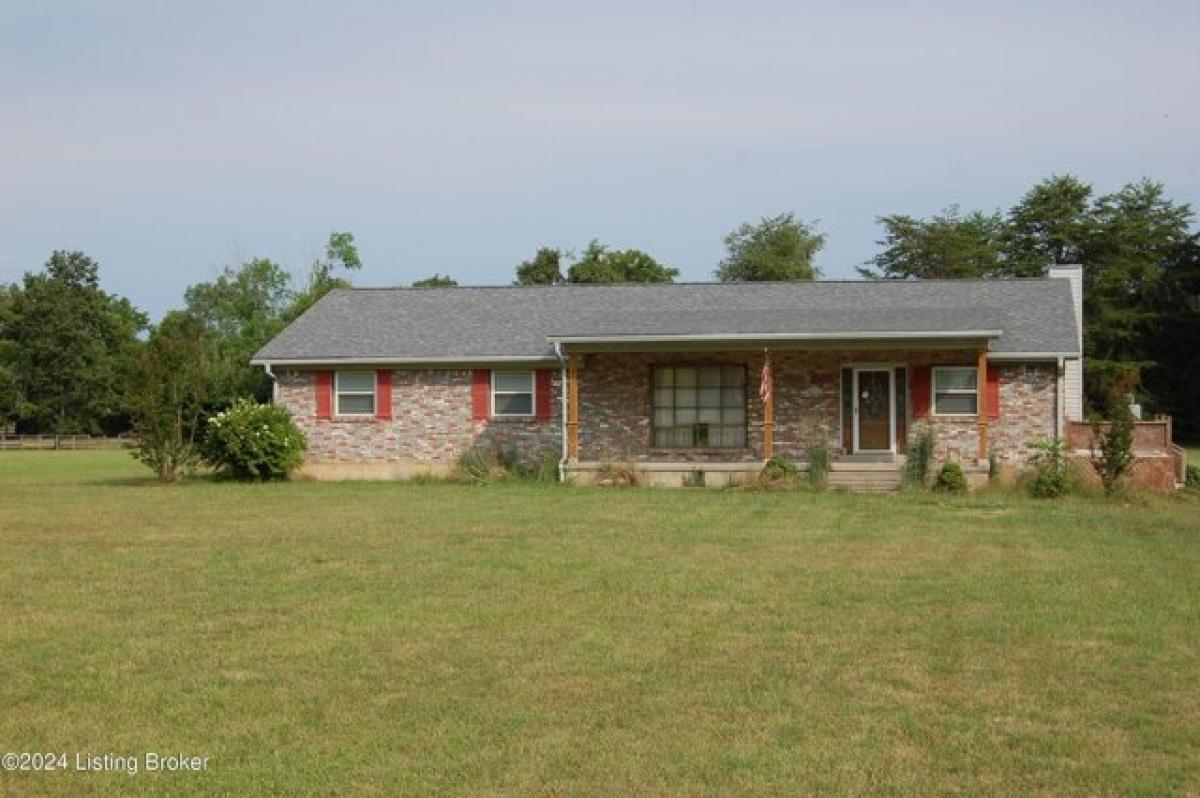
[567,461,762,488]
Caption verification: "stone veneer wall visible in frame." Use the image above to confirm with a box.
[987,364,1058,465]
[577,351,1058,465]
[275,355,1058,473]
[277,369,561,468]
[910,362,1057,466]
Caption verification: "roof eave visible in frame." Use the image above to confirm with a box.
[546,330,1004,345]
[249,355,557,367]
[988,350,1081,361]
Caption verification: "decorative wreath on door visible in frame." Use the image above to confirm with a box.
[861,387,885,419]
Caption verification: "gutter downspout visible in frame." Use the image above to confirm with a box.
[553,342,568,483]
[263,362,278,404]
[1054,356,1064,440]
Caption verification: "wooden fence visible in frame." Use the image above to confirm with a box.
[0,434,136,451]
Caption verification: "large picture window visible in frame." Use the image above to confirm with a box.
[933,366,978,416]
[653,366,746,448]
[492,371,534,416]
[335,370,376,416]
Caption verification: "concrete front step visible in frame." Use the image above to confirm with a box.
[828,473,903,481]
[829,461,903,472]
[828,476,902,481]
[828,483,901,492]
[827,464,904,492]
[835,482,902,489]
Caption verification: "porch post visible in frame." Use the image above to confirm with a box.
[567,352,580,462]
[977,349,989,462]
[762,349,774,460]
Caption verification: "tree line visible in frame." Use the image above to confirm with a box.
[0,173,1196,444]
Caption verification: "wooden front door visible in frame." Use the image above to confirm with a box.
[855,369,892,451]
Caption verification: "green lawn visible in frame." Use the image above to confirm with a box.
[2,452,1199,796]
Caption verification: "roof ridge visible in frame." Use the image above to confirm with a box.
[343,276,1064,292]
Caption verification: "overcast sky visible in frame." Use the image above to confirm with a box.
[2,0,1197,319]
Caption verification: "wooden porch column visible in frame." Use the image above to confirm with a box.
[977,349,989,462]
[762,349,774,460]
[567,352,580,462]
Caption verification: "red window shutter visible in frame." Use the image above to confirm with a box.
[472,369,491,420]
[315,371,333,420]
[376,369,393,420]
[535,369,553,421]
[911,366,931,419]
[986,365,1001,420]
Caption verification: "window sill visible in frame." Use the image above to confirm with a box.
[488,415,539,424]
[329,415,384,423]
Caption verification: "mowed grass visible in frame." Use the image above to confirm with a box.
[1,453,1199,796]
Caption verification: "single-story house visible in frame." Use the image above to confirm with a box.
[251,266,1094,488]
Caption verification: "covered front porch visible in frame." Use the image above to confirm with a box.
[556,337,1009,488]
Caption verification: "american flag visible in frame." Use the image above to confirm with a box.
[759,350,772,405]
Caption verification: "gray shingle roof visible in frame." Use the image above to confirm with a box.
[252,279,1080,363]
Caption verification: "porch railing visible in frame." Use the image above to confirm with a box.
[1065,416,1174,453]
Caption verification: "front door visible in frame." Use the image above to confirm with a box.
[855,369,892,451]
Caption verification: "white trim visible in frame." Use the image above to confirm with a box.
[852,366,896,453]
[251,355,555,366]
[547,330,1002,344]
[988,352,1077,361]
[255,342,1077,368]
[334,369,377,417]
[931,366,979,417]
[491,369,535,418]
[555,342,568,479]
[264,363,278,404]
[838,367,845,451]
[1055,356,1064,440]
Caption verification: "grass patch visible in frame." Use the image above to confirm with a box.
[1,452,1199,795]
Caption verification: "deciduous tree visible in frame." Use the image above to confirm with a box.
[860,207,1006,279]
[1004,174,1093,276]
[515,247,565,285]
[411,274,458,288]
[0,285,20,429]
[285,231,363,322]
[7,251,146,434]
[1077,180,1195,413]
[567,240,678,283]
[184,257,293,406]
[716,213,824,281]
[128,311,208,482]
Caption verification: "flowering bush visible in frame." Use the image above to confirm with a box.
[202,399,306,480]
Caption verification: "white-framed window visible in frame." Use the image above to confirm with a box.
[335,370,376,416]
[932,366,978,416]
[492,370,534,416]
